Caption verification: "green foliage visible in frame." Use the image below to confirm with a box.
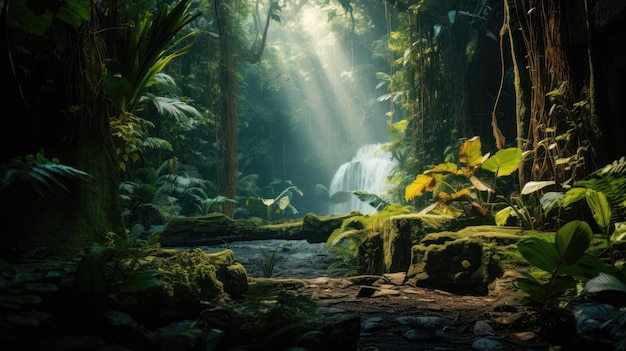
[255,248,279,278]
[0,150,88,200]
[405,136,522,217]
[103,0,200,113]
[119,161,209,229]
[103,1,203,173]
[4,0,91,36]
[325,204,410,275]
[246,180,303,222]
[187,183,237,215]
[350,190,392,212]
[515,221,612,314]
[539,157,626,248]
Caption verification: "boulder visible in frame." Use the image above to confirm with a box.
[406,226,528,295]
[357,214,463,275]
[205,250,249,299]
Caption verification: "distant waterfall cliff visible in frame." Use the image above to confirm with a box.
[328,143,397,214]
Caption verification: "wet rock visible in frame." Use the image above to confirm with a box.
[471,336,508,351]
[474,320,495,336]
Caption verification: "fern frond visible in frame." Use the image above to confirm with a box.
[578,174,626,223]
[1,159,88,200]
[144,94,202,131]
[598,156,626,176]
[142,137,173,151]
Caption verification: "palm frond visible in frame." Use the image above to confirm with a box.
[1,156,88,200]
[142,136,173,151]
[142,94,202,131]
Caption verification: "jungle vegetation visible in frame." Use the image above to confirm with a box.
[1,0,624,259]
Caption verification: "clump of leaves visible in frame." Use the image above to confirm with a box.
[325,204,410,275]
[0,149,88,200]
[405,136,522,217]
[246,180,303,222]
[515,220,613,315]
[255,248,279,278]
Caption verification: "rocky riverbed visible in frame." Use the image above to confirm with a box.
[196,239,347,279]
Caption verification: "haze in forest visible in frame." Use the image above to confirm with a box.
[241,1,392,214]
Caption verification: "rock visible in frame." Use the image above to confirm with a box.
[145,319,203,350]
[204,249,249,299]
[314,313,361,351]
[474,320,495,336]
[408,236,490,294]
[402,328,447,341]
[361,316,385,332]
[404,225,528,295]
[471,336,508,351]
[394,315,450,329]
[383,272,407,286]
[357,214,463,275]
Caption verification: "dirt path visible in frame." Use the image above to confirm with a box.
[251,272,553,351]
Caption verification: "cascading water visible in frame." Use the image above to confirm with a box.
[328,143,398,214]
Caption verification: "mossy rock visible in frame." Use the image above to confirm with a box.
[357,214,463,275]
[406,225,542,295]
[408,236,497,295]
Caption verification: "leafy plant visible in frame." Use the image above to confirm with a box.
[495,180,556,229]
[255,248,279,278]
[188,187,237,215]
[246,180,303,222]
[514,220,612,315]
[220,282,321,350]
[539,157,626,254]
[405,136,522,217]
[325,204,411,275]
[0,150,88,200]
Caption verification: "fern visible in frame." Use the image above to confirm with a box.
[576,157,626,224]
[1,151,88,200]
[598,156,626,176]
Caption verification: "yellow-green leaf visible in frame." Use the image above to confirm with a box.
[585,189,612,234]
[425,162,458,174]
[482,148,522,177]
[459,136,483,167]
[405,174,435,202]
[495,206,515,226]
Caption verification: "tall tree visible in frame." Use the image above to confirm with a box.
[0,0,125,255]
[215,0,279,217]
[0,0,199,256]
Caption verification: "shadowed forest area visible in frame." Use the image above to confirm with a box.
[1,0,626,350]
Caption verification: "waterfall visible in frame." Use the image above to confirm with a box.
[328,143,397,214]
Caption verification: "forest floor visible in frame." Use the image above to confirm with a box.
[250,272,561,351]
[205,239,567,351]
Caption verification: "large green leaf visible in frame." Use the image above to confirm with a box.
[521,181,556,195]
[495,206,515,226]
[6,0,90,36]
[517,237,561,273]
[481,148,522,177]
[554,220,593,265]
[585,189,612,234]
[562,187,587,207]
[540,192,565,213]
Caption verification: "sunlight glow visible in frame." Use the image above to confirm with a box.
[266,2,389,210]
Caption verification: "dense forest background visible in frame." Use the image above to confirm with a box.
[1,0,625,256]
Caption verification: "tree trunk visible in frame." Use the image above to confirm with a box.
[217,0,239,218]
[0,6,125,257]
